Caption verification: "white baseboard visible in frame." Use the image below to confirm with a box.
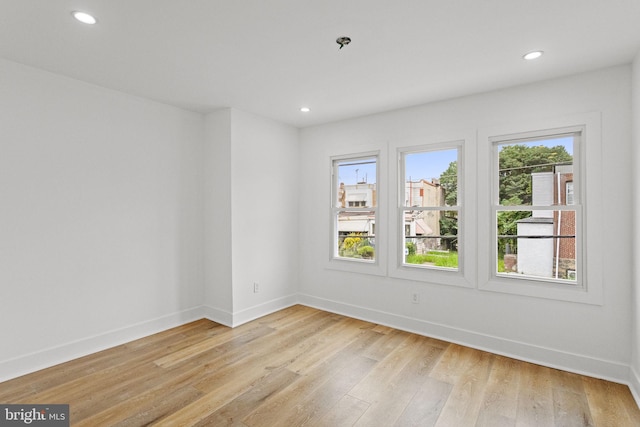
[201,305,234,327]
[229,294,299,327]
[0,296,298,383]
[0,306,206,383]
[298,293,630,385]
[630,367,640,408]
[201,295,298,328]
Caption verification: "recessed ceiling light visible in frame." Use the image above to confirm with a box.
[72,11,97,25]
[300,107,311,113]
[523,50,543,60]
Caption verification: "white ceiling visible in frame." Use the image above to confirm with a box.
[1,1,639,128]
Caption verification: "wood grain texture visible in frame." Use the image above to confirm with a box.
[1,305,638,426]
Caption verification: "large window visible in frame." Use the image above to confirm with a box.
[479,114,602,304]
[390,136,473,288]
[492,130,581,285]
[400,147,460,271]
[331,155,378,262]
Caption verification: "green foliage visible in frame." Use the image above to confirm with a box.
[406,251,458,268]
[498,144,572,204]
[406,254,425,264]
[440,161,458,206]
[439,214,458,251]
[496,144,570,255]
[339,233,375,259]
[432,252,458,268]
[496,197,531,256]
[439,162,459,251]
[341,235,362,251]
[357,245,375,258]
[405,242,416,256]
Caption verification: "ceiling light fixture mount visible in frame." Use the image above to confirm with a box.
[523,50,543,60]
[336,37,351,49]
[72,11,97,25]
[300,107,311,113]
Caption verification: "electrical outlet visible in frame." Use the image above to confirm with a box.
[253,282,259,293]
[411,293,419,304]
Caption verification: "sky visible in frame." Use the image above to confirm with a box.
[337,158,377,185]
[405,149,457,182]
[336,136,573,185]
[336,151,457,186]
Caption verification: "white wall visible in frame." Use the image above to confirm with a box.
[0,60,299,380]
[203,110,234,324]
[230,110,299,324]
[0,59,205,380]
[203,109,299,326]
[299,65,633,382]
[631,52,640,401]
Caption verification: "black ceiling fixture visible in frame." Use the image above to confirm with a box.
[336,36,351,49]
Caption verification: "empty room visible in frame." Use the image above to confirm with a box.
[2,1,640,426]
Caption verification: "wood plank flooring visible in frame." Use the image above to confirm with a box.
[1,305,639,426]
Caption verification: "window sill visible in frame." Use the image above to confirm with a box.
[479,276,602,305]
[326,257,387,276]
[390,264,473,288]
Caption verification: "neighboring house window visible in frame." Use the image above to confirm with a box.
[332,155,377,262]
[493,130,579,283]
[400,147,460,271]
[566,181,574,205]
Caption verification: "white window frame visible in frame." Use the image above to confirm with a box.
[492,129,582,283]
[478,113,603,305]
[389,134,475,287]
[328,151,386,276]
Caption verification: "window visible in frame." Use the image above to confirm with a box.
[331,155,378,262]
[478,114,602,304]
[400,147,460,271]
[389,135,474,288]
[492,130,580,284]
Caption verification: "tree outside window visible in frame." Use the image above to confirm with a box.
[493,134,578,282]
[400,147,460,271]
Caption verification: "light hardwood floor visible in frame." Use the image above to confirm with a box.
[1,305,639,426]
